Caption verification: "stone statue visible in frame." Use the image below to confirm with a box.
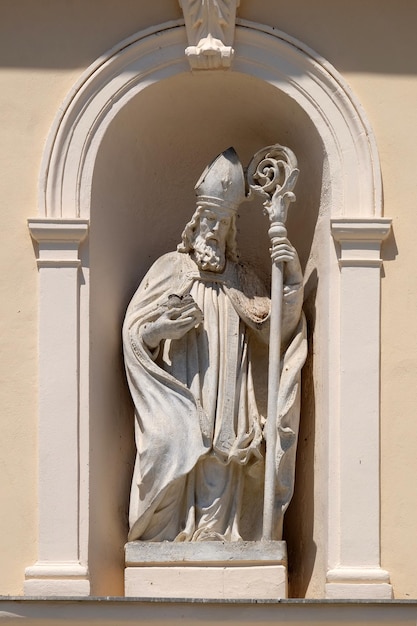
[123,147,307,543]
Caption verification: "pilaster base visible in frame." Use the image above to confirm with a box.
[325,583,393,599]
[125,541,287,599]
[325,567,393,599]
[24,562,90,597]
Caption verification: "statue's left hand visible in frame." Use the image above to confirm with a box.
[270,237,303,286]
[141,297,203,349]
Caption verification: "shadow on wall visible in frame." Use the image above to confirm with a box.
[88,70,323,595]
[1,0,417,75]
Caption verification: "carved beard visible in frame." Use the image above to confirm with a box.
[193,233,226,273]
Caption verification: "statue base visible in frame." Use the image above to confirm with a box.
[124,541,287,599]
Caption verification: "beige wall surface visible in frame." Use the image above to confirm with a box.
[0,0,416,599]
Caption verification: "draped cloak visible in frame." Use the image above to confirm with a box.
[123,251,307,542]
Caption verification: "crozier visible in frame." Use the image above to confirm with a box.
[123,146,307,598]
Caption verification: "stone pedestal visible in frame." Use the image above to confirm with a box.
[125,541,287,599]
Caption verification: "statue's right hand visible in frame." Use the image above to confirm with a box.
[142,300,203,349]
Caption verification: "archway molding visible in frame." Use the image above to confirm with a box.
[38,19,381,220]
[27,19,392,598]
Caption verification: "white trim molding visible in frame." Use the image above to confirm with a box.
[26,219,89,596]
[28,19,392,597]
[327,219,392,599]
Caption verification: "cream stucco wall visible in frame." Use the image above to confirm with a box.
[0,0,416,599]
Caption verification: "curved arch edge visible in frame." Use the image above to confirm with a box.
[38,19,382,221]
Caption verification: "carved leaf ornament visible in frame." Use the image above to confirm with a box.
[179,0,240,69]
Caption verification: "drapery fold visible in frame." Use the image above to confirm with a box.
[123,251,306,541]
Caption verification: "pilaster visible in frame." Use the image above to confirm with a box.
[25,219,90,596]
[326,218,392,599]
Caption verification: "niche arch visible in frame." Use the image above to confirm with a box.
[27,19,392,598]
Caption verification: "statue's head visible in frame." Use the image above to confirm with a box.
[178,148,246,272]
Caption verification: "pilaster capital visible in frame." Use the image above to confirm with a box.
[331,218,392,268]
[28,218,89,268]
[331,218,392,242]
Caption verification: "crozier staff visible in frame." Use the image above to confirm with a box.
[247,144,302,540]
[123,147,307,542]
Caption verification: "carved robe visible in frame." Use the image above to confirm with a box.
[123,251,307,542]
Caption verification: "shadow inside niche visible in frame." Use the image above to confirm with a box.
[86,67,323,593]
[284,268,318,598]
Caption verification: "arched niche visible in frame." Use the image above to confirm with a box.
[27,19,392,598]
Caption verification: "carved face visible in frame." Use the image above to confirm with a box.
[193,207,233,272]
[199,208,232,247]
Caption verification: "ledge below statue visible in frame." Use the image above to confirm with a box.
[124,541,287,599]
